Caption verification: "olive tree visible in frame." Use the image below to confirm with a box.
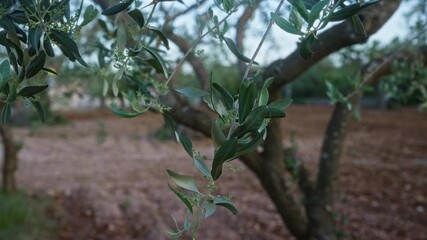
[0,0,406,239]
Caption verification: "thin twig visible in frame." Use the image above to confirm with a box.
[242,0,286,80]
[146,3,158,26]
[166,7,239,85]
[170,0,209,21]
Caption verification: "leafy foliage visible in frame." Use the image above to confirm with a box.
[0,0,98,123]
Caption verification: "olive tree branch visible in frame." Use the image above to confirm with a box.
[242,0,286,80]
[166,6,241,85]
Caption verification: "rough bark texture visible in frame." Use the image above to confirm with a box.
[308,101,351,239]
[260,105,309,238]
[0,124,19,193]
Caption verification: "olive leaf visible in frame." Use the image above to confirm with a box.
[211,137,238,180]
[222,36,258,64]
[102,0,134,16]
[128,9,145,28]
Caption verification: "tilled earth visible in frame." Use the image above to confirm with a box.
[13,105,427,240]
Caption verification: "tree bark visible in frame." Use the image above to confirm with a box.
[259,117,309,238]
[0,124,19,193]
[306,101,352,240]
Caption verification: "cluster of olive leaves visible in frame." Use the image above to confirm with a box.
[0,0,98,123]
[94,1,294,237]
[381,58,427,110]
[166,73,293,238]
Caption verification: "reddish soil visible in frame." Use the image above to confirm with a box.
[13,105,427,240]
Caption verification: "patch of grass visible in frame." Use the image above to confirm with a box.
[0,192,57,240]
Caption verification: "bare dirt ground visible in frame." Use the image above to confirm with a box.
[13,105,427,240]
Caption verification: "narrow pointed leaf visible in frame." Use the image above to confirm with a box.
[328,1,379,22]
[351,15,366,37]
[211,137,238,180]
[258,88,269,106]
[202,202,217,218]
[268,98,292,110]
[41,67,59,75]
[308,0,329,28]
[149,27,170,50]
[271,13,304,35]
[264,107,286,118]
[167,169,199,193]
[9,52,18,75]
[238,81,256,123]
[222,0,234,12]
[128,9,145,28]
[213,196,238,214]
[26,50,46,78]
[117,22,127,54]
[168,183,193,213]
[213,83,234,110]
[289,8,303,31]
[31,100,45,122]
[142,46,168,78]
[0,59,10,91]
[50,29,88,67]
[102,0,134,16]
[10,9,29,24]
[43,37,55,57]
[176,87,209,99]
[6,84,17,102]
[28,27,42,50]
[235,130,265,157]
[81,5,99,26]
[179,134,193,158]
[293,0,309,21]
[211,120,226,149]
[1,103,11,125]
[18,85,48,97]
[222,36,258,64]
[111,108,140,118]
[232,106,266,137]
[193,159,212,179]
[112,68,123,97]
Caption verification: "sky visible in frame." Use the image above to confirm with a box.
[256,2,413,65]
[68,1,416,70]
[169,1,415,67]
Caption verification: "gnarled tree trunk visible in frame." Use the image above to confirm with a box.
[0,124,19,193]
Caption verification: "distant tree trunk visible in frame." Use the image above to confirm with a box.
[0,124,19,193]
[235,1,260,79]
[100,96,107,109]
